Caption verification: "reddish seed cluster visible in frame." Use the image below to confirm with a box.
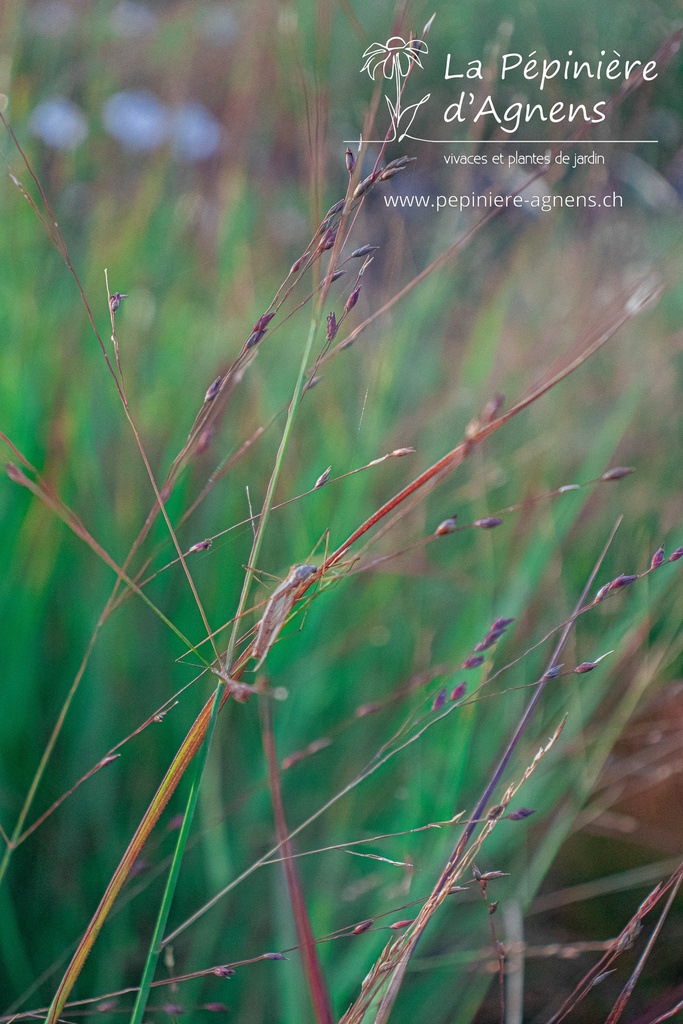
[609,573,637,589]
[352,919,373,935]
[391,447,415,458]
[474,617,515,653]
[245,311,276,350]
[435,516,458,536]
[352,156,416,200]
[319,228,337,252]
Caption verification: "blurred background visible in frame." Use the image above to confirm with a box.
[1,0,683,1021]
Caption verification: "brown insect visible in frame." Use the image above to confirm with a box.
[252,564,318,668]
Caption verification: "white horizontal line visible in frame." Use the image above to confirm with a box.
[443,140,658,144]
[345,139,659,144]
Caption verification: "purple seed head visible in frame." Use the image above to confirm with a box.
[594,584,611,603]
[345,287,361,312]
[432,688,447,711]
[351,245,379,258]
[608,574,637,590]
[325,199,346,218]
[109,291,127,314]
[320,228,337,252]
[473,637,494,653]
[508,808,536,821]
[213,965,235,977]
[435,517,458,536]
[263,951,287,961]
[651,547,665,569]
[473,517,503,529]
[669,547,683,562]
[601,466,635,482]
[253,312,275,332]
[352,172,376,200]
[575,661,597,673]
[385,155,416,170]
[542,664,563,680]
[345,147,356,174]
[463,655,484,669]
[450,682,467,701]
[315,467,331,489]
[290,253,309,274]
[246,327,266,349]
[204,376,222,402]
[203,1004,229,1013]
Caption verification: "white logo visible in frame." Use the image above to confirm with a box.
[361,35,430,141]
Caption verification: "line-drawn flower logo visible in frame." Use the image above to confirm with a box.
[361,35,430,141]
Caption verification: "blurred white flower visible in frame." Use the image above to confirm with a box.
[102,90,169,152]
[170,103,223,162]
[102,91,224,162]
[199,6,239,44]
[29,97,88,150]
[109,1,159,38]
